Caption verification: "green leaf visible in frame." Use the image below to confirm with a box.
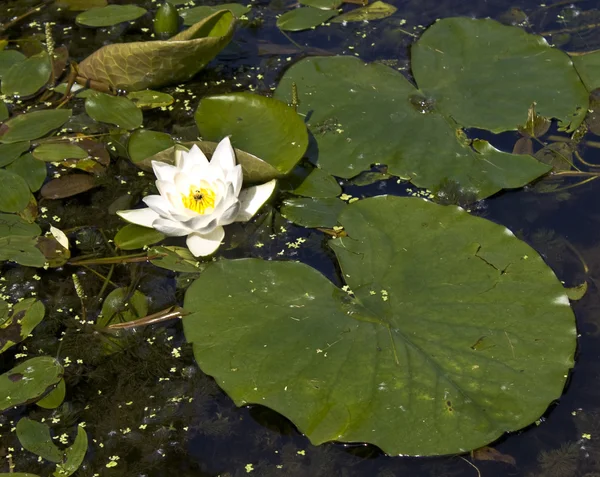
[0,101,8,121]
[77,10,235,91]
[85,91,143,130]
[1,51,51,97]
[97,288,148,328]
[40,174,97,199]
[16,418,63,463]
[195,92,308,176]
[76,5,147,27]
[0,110,72,144]
[0,236,46,267]
[299,0,341,10]
[0,356,63,411]
[292,167,341,198]
[114,224,165,250]
[53,426,88,477]
[0,473,40,477]
[280,197,345,227]
[183,196,575,456]
[0,141,30,167]
[571,50,600,92]
[32,143,89,162]
[36,378,66,409]
[0,213,41,238]
[331,0,396,22]
[412,17,587,133]
[0,50,26,79]
[275,56,551,200]
[128,129,174,164]
[0,298,45,354]
[56,0,107,10]
[276,7,337,32]
[180,4,250,25]
[7,153,47,192]
[0,169,32,212]
[149,245,201,272]
[126,90,174,109]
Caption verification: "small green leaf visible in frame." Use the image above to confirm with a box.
[7,153,47,192]
[331,0,396,22]
[565,282,587,301]
[76,5,147,27]
[0,236,46,267]
[0,169,32,212]
[0,101,8,121]
[276,7,337,32]
[195,92,308,176]
[114,224,165,250]
[53,425,88,477]
[16,418,63,463]
[0,298,45,354]
[149,245,201,272]
[180,4,250,25]
[56,0,107,10]
[299,0,341,10]
[1,51,52,97]
[97,288,148,328]
[32,143,89,162]
[280,197,346,227]
[0,356,63,411]
[85,91,143,130]
[0,110,72,144]
[128,129,174,164]
[0,50,26,79]
[36,378,66,409]
[0,141,31,167]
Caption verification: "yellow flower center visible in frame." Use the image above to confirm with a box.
[181,186,216,214]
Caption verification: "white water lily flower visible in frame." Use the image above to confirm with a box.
[117,137,276,257]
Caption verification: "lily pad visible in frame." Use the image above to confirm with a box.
[97,288,148,328]
[0,50,26,78]
[0,213,41,238]
[0,141,31,167]
[77,10,235,91]
[128,129,174,164]
[57,0,107,10]
[16,418,63,463]
[275,55,552,200]
[195,92,308,176]
[114,224,166,250]
[0,236,46,267]
[411,18,587,133]
[149,245,201,273]
[127,90,174,109]
[277,7,337,32]
[183,196,575,456]
[0,110,72,144]
[7,153,47,192]
[292,167,341,198]
[331,1,396,22]
[76,5,147,27]
[32,143,89,162]
[1,51,51,97]
[280,197,345,227]
[36,378,66,409]
[180,4,251,25]
[85,91,143,130]
[299,0,342,10]
[571,50,600,92]
[0,298,45,354]
[0,169,32,212]
[0,356,63,411]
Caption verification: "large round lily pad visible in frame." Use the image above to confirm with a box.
[195,92,308,176]
[183,196,575,456]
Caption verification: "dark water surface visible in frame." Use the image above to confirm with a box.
[2,0,600,476]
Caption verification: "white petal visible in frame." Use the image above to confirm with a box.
[174,146,188,169]
[217,202,241,226]
[182,144,209,172]
[174,172,193,195]
[235,179,277,222]
[152,218,191,237]
[186,227,225,257]
[117,208,160,228]
[226,164,243,197]
[142,195,173,218]
[185,216,218,234]
[211,137,236,171]
[155,179,178,198]
[151,161,178,182]
[49,225,69,250]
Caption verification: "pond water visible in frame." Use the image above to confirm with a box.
[1,0,600,475]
